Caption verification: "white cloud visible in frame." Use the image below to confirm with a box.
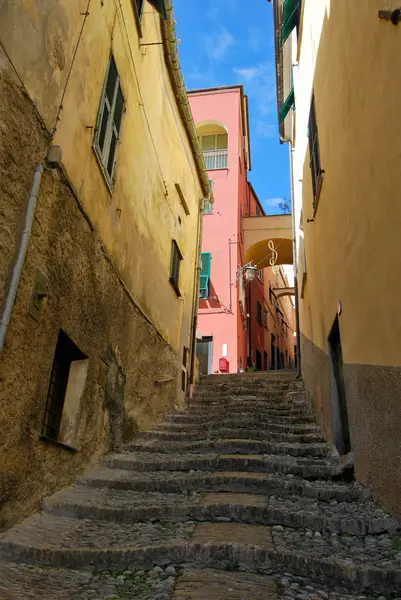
[249,27,262,52]
[206,27,235,61]
[233,66,262,82]
[233,61,277,140]
[264,197,284,208]
[255,121,276,139]
[262,197,288,215]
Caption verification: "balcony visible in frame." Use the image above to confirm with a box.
[203,149,228,170]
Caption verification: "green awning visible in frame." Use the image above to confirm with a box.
[279,87,295,122]
[147,0,167,19]
[281,0,300,46]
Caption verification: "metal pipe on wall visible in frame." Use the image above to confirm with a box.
[0,164,44,353]
[188,199,205,398]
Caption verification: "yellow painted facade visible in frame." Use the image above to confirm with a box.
[0,0,205,349]
[0,0,209,528]
[273,0,401,519]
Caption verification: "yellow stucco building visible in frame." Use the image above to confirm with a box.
[0,0,211,529]
[271,0,401,519]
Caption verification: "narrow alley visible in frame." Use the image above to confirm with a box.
[0,373,400,599]
[1,0,401,598]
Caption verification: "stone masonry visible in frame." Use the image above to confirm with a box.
[0,372,400,599]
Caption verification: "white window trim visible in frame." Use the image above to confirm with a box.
[93,56,125,191]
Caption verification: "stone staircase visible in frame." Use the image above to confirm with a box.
[0,372,400,600]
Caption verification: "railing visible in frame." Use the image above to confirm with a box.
[203,149,228,170]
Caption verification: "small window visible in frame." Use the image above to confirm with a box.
[169,240,182,295]
[204,200,213,215]
[135,0,144,18]
[204,180,214,214]
[257,269,263,282]
[308,94,323,209]
[269,285,273,304]
[257,301,262,325]
[256,206,261,216]
[201,134,228,169]
[42,330,87,442]
[199,251,211,299]
[94,55,125,188]
[264,306,268,329]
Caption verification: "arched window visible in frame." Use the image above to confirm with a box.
[197,122,228,170]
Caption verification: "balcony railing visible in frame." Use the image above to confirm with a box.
[203,149,228,170]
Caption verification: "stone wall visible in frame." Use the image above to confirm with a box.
[0,53,183,531]
[301,333,401,521]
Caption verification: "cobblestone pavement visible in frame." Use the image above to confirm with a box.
[0,372,400,599]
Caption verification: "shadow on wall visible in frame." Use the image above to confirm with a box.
[300,1,401,521]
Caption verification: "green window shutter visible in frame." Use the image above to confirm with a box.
[147,0,167,18]
[204,200,213,214]
[199,252,211,298]
[279,87,295,123]
[281,0,301,46]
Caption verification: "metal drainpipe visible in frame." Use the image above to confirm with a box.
[288,142,302,378]
[188,199,205,398]
[0,164,44,353]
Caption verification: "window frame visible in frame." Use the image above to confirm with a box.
[308,94,323,211]
[200,133,228,170]
[199,251,211,299]
[93,55,125,191]
[204,179,214,215]
[264,305,268,329]
[41,330,87,447]
[169,240,183,296]
[256,300,262,325]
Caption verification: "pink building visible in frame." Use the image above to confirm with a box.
[189,85,268,374]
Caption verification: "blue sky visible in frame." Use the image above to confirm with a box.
[172,0,291,214]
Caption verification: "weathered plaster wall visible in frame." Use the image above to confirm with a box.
[0,0,203,351]
[0,0,203,529]
[292,0,401,518]
[0,96,183,529]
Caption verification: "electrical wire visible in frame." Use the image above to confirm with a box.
[116,0,177,220]
[52,0,92,135]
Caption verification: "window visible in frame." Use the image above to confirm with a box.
[42,330,87,443]
[181,346,189,393]
[281,0,302,46]
[264,306,268,329]
[135,0,144,18]
[308,94,323,209]
[204,179,214,214]
[94,55,125,187]
[199,252,211,299]
[201,133,228,169]
[257,301,262,325]
[269,285,273,304]
[256,206,261,216]
[169,240,182,295]
[257,269,263,282]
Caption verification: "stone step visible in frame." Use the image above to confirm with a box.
[187,402,309,414]
[172,568,275,600]
[0,512,194,552]
[192,391,289,401]
[184,409,315,424]
[164,415,321,433]
[198,374,297,385]
[81,467,372,503]
[141,428,326,444]
[127,438,330,457]
[36,486,398,536]
[104,452,341,479]
[1,523,400,593]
